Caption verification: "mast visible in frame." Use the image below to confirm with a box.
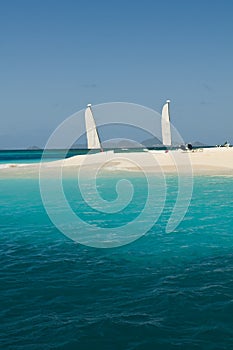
[161,99,172,146]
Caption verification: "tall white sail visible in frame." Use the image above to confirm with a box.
[161,100,172,146]
[85,104,102,149]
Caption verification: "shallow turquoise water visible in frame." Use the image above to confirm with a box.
[1,166,233,348]
[0,149,90,164]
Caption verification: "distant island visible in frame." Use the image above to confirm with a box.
[61,139,209,150]
[27,146,42,150]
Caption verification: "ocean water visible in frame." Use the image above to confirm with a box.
[0,149,89,165]
[1,152,233,349]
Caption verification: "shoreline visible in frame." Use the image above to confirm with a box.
[0,147,233,179]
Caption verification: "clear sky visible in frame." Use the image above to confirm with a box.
[1,0,233,148]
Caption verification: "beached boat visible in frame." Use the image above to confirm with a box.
[77,101,233,174]
[2,102,233,175]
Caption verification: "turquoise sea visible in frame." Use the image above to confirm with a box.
[1,150,233,349]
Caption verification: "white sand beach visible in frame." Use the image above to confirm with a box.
[1,147,233,178]
[53,147,233,175]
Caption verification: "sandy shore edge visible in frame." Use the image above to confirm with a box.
[1,148,233,178]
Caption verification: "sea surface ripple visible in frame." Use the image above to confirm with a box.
[1,170,233,349]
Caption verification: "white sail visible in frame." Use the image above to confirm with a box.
[85,104,102,149]
[161,100,172,146]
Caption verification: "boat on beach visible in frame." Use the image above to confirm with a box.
[1,101,233,175]
[79,101,233,174]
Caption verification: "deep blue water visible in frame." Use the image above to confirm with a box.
[1,151,233,349]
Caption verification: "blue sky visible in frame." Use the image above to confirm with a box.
[1,0,233,148]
